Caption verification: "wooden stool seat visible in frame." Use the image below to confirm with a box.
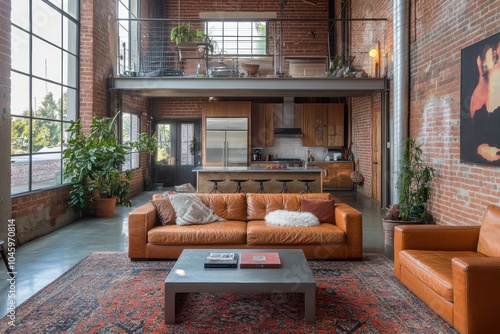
[276,179,294,193]
[230,179,249,193]
[251,179,271,193]
[298,179,316,193]
[207,179,225,193]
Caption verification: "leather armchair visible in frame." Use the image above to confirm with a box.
[394,205,500,334]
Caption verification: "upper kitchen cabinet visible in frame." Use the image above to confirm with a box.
[251,104,277,147]
[301,103,344,147]
[202,101,251,118]
[327,104,344,147]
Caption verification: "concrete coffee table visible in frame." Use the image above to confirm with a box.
[164,249,316,324]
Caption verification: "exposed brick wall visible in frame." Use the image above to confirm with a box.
[151,98,205,120]
[408,1,500,225]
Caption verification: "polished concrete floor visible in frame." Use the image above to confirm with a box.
[0,190,389,318]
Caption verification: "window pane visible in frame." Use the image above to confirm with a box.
[32,79,62,119]
[122,113,131,143]
[180,123,194,165]
[63,0,79,18]
[47,0,63,9]
[32,119,62,153]
[131,152,140,169]
[32,36,62,83]
[63,51,78,87]
[32,153,62,191]
[156,123,172,163]
[11,1,30,30]
[62,87,77,121]
[63,17,78,54]
[11,72,30,116]
[11,155,30,194]
[11,117,30,155]
[11,26,30,72]
[32,0,62,46]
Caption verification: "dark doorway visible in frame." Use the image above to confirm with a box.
[154,119,201,188]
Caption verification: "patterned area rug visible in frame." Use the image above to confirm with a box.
[0,252,457,333]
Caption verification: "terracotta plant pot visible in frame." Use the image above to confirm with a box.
[382,218,422,245]
[93,197,117,218]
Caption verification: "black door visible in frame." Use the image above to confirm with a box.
[155,120,201,188]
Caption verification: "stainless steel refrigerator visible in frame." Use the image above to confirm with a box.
[205,118,248,167]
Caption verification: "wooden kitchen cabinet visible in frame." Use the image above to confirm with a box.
[301,103,344,147]
[202,101,251,118]
[327,104,344,147]
[301,104,328,146]
[251,104,276,147]
[308,161,353,189]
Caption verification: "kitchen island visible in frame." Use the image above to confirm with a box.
[193,166,324,193]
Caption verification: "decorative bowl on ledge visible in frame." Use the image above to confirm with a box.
[240,63,260,76]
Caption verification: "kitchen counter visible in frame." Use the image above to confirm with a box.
[193,166,324,193]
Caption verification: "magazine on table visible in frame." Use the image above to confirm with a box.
[240,252,281,268]
[204,252,238,268]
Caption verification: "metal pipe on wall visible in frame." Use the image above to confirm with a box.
[391,0,410,203]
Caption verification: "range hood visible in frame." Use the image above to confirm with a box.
[274,97,303,137]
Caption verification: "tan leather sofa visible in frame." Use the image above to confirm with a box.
[394,204,500,334]
[128,193,362,260]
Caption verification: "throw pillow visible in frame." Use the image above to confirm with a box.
[174,183,196,193]
[168,193,226,226]
[150,198,176,226]
[300,199,335,224]
[265,210,320,227]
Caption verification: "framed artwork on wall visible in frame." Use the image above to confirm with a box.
[460,31,500,166]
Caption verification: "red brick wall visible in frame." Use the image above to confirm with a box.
[408,1,500,225]
[151,98,205,120]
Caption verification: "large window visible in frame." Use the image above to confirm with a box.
[205,21,267,55]
[10,0,79,195]
[117,0,139,75]
[121,112,140,171]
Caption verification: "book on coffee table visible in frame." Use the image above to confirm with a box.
[204,252,238,268]
[240,252,281,268]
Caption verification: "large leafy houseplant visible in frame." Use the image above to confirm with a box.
[63,113,156,214]
[383,138,436,243]
[170,22,217,54]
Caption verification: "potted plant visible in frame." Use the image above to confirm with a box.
[383,137,436,244]
[63,113,157,217]
[170,22,217,54]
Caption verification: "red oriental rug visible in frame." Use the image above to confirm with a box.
[0,252,457,333]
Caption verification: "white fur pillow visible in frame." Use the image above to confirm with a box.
[265,210,320,227]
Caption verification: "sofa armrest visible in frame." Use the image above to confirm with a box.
[128,202,158,259]
[452,257,500,334]
[394,225,480,251]
[394,225,481,278]
[335,203,362,259]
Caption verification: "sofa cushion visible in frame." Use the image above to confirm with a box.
[148,221,247,245]
[246,193,331,221]
[168,193,225,226]
[399,249,486,302]
[150,198,176,225]
[300,198,335,224]
[196,193,247,221]
[247,221,345,245]
[265,210,320,227]
[477,204,500,257]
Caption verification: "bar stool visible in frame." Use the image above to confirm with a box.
[276,179,293,193]
[0,240,15,278]
[230,179,249,193]
[207,179,225,193]
[298,179,316,193]
[251,179,271,193]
